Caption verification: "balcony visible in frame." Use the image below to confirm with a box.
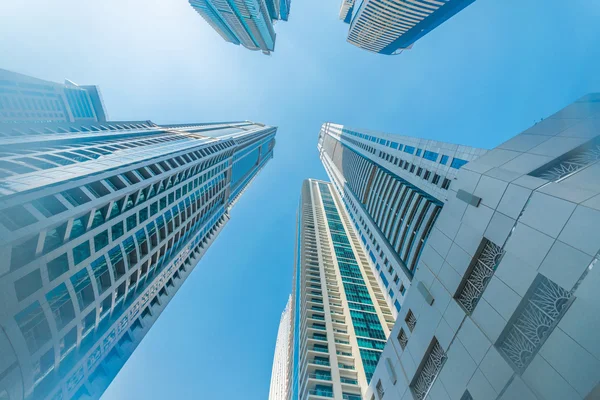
[340,377,358,385]
[342,394,361,400]
[308,373,332,382]
[338,364,355,370]
[308,389,334,398]
[310,358,330,366]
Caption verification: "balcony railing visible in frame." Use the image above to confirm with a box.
[340,377,358,385]
[308,389,333,398]
[308,374,332,381]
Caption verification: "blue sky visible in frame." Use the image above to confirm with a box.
[1,0,599,399]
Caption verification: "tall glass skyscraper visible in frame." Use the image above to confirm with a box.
[287,179,395,400]
[0,71,277,400]
[269,296,293,400]
[188,0,292,55]
[318,123,486,315]
[0,69,108,124]
[338,0,475,54]
[364,94,600,400]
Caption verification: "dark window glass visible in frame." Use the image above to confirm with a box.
[126,214,137,231]
[94,230,109,251]
[14,269,43,301]
[70,214,89,240]
[73,241,91,265]
[0,205,37,231]
[111,221,124,241]
[47,253,69,281]
[62,188,90,206]
[32,195,67,217]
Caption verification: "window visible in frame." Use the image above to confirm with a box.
[86,181,110,197]
[440,155,449,165]
[15,269,43,301]
[450,157,468,169]
[423,151,438,162]
[45,283,75,329]
[70,214,89,240]
[94,230,109,252]
[82,309,96,336]
[394,300,401,312]
[10,235,39,271]
[0,205,37,231]
[405,310,416,332]
[423,170,431,181]
[416,167,423,177]
[59,327,77,357]
[70,268,94,311]
[455,239,504,314]
[43,223,68,255]
[15,301,52,353]
[496,275,573,373]
[416,148,422,157]
[404,146,415,154]
[73,241,91,265]
[432,174,441,185]
[397,328,408,350]
[376,381,385,399]
[111,221,124,241]
[441,178,451,190]
[126,214,137,231]
[47,253,69,281]
[32,195,67,217]
[91,256,111,294]
[62,188,91,206]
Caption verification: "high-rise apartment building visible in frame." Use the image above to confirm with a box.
[188,0,292,55]
[269,296,293,400]
[0,70,277,400]
[365,94,600,400]
[318,123,486,315]
[288,179,395,400]
[0,69,108,124]
[338,0,475,54]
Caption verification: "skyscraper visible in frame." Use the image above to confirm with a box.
[365,94,600,400]
[269,296,293,400]
[0,70,277,400]
[188,0,292,55]
[339,0,475,54]
[288,179,395,400]
[318,123,486,314]
[0,69,108,124]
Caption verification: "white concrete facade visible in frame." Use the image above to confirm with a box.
[289,179,395,400]
[269,296,293,400]
[318,123,486,318]
[365,93,600,400]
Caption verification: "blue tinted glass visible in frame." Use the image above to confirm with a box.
[423,150,439,161]
[440,155,449,165]
[378,138,386,145]
[390,142,399,149]
[451,157,468,169]
[416,149,422,156]
[394,300,401,312]
[404,146,415,154]
[379,271,389,287]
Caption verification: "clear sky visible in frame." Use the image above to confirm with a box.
[1,0,599,399]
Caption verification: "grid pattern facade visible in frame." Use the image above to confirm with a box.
[269,296,293,400]
[189,0,289,54]
[0,69,107,124]
[344,0,475,55]
[318,122,486,316]
[365,93,600,400]
[0,113,276,400]
[290,179,394,400]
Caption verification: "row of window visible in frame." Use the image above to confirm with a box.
[342,128,468,169]
[0,139,233,235]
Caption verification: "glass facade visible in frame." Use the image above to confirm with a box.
[0,71,277,400]
[288,180,392,400]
